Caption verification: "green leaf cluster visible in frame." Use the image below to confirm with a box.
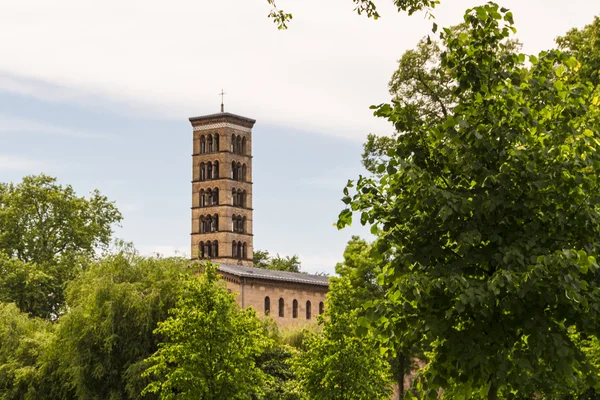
[339,3,600,398]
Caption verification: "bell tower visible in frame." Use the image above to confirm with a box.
[189,109,255,267]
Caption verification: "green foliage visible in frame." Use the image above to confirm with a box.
[293,276,392,400]
[143,263,269,400]
[339,3,600,398]
[362,26,520,175]
[0,174,122,318]
[266,0,440,29]
[557,16,600,87]
[0,303,54,400]
[0,255,56,319]
[253,250,302,273]
[51,247,196,400]
[0,174,121,265]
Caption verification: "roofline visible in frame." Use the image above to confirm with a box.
[217,266,330,287]
[189,112,256,125]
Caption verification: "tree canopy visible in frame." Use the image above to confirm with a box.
[142,263,269,400]
[339,3,600,398]
[254,250,302,273]
[0,175,122,318]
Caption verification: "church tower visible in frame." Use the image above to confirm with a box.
[189,108,255,267]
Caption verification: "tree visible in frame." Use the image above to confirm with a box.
[293,276,392,400]
[0,174,122,318]
[143,263,269,400]
[556,16,600,87]
[0,303,54,400]
[0,254,56,319]
[335,237,418,399]
[266,0,440,29]
[362,26,520,175]
[253,250,302,273]
[49,246,195,400]
[0,174,121,265]
[338,4,600,398]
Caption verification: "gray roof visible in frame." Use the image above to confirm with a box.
[217,263,329,287]
[189,112,256,124]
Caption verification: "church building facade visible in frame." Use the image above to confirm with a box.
[189,108,329,325]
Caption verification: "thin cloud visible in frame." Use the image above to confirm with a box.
[0,155,53,172]
[0,115,103,139]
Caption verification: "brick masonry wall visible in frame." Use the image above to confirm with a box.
[219,272,328,327]
[190,116,254,266]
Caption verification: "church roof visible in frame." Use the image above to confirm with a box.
[217,264,330,287]
[189,112,256,124]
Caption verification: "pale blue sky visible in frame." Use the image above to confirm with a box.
[1,0,598,273]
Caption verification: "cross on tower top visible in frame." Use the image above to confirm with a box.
[219,89,226,113]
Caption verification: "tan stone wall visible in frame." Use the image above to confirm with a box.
[219,272,328,327]
[190,116,254,267]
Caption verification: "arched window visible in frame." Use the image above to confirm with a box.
[207,135,213,152]
[210,214,218,232]
[319,302,324,315]
[232,215,236,232]
[214,133,219,151]
[200,190,205,207]
[264,296,270,315]
[206,189,212,206]
[200,216,206,233]
[213,161,219,179]
[199,241,204,258]
[232,188,237,206]
[200,162,205,181]
[231,134,236,152]
[242,190,247,208]
[241,216,246,233]
[306,301,311,319]
[207,163,213,180]
[292,299,298,318]
[242,164,247,181]
[242,242,247,259]
[212,240,218,257]
[236,162,242,181]
[200,135,206,153]
[278,298,284,317]
[231,161,236,180]
[236,136,242,154]
[232,241,236,258]
[242,137,247,155]
[213,188,219,205]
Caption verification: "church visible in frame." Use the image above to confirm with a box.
[188,106,329,326]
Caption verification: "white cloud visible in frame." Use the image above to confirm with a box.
[0,155,52,172]
[0,114,104,138]
[298,254,341,275]
[0,0,595,141]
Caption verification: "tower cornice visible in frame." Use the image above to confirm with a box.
[189,112,256,130]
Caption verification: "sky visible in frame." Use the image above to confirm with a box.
[0,0,598,274]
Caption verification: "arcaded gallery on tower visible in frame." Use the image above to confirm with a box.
[188,110,328,326]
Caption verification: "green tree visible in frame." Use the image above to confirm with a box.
[362,26,520,175]
[253,250,302,273]
[335,237,418,399]
[0,174,122,318]
[143,263,269,400]
[0,255,55,320]
[557,16,600,87]
[50,246,194,400]
[293,276,392,400]
[0,303,54,400]
[338,4,600,398]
